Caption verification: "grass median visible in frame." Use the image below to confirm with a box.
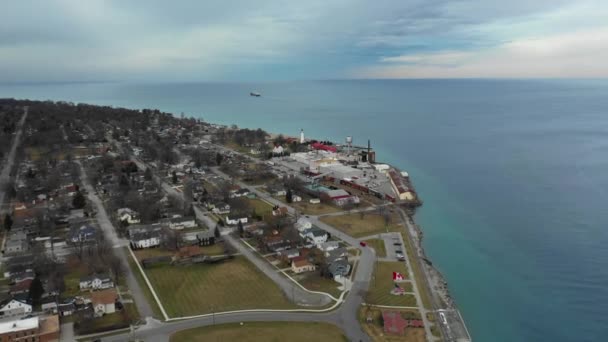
[170,321,348,342]
[320,212,402,238]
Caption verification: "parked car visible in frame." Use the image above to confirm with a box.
[393,242,402,246]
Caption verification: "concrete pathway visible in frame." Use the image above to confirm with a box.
[59,322,74,342]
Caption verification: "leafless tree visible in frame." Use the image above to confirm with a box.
[161,228,183,251]
[109,253,125,279]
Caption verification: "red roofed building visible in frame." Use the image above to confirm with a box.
[408,319,424,328]
[311,142,337,153]
[10,279,33,295]
[382,311,408,335]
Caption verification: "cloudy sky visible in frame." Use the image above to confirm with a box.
[1,0,607,82]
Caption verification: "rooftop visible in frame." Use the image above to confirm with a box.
[0,316,38,334]
[91,288,117,306]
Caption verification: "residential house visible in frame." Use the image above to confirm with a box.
[130,230,161,249]
[196,229,216,246]
[10,270,35,284]
[229,188,250,198]
[4,230,28,255]
[69,224,97,243]
[41,298,58,314]
[243,222,265,236]
[0,296,32,319]
[291,256,316,274]
[304,228,328,245]
[210,202,231,215]
[328,259,351,279]
[116,208,141,224]
[278,249,300,261]
[79,274,114,291]
[57,303,75,317]
[91,289,117,317]
[225,215,248,226]
[266,184,286,196]
[9,279,33,296]
[295,218,312,232]
[164,216,197,230]
[326,247,348,263]
[318,241,340,252]
[272,206,288,216]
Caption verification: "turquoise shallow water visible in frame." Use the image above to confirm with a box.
[2,79,608,341]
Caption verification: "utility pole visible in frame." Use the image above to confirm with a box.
[212,305,215,325]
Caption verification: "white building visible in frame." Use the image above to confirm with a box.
[117,208,141,224]
[305,228,328,245]
[0,316,38,336]
[165,217,197,230]
[318,241,340,252]
[295,218,312,232]
[79,274,114,291]
[130,230,161,249]
[226,215,248,225]
[92,289,117,317]
[0,297,32,319]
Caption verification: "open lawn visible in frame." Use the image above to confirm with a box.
[291,201,342,215]
[61,257,92,298]
[297,272,342,298]
[247,198,273,219]
[320,212,402,238]
[364,239,387,257]
[144,256,295,317]
[170,322,348,342]
[360,306,426,342]
[133,248,173,261]
[368,262,416,307]
[199,242,227,256]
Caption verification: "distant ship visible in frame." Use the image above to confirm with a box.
[250,92,261,97]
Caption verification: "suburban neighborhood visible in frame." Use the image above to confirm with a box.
[0,99,470,342]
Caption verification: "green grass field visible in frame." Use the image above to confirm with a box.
[320,212,402,238]
[170,322,348,342]
[367,261,417,307]
[247,198,274,219]
[297,272,342,298]
[144,256,296,317]
[364,239,387,257]
[291,201,342,215]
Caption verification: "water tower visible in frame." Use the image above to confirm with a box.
[346,136,353,155]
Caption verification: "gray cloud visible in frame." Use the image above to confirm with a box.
[0,0,603,82]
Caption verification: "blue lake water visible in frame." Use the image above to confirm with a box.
[3,79,608,341]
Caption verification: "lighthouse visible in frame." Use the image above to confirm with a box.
[300,129,305,144]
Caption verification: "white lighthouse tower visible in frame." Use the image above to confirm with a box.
[300,129,305,144]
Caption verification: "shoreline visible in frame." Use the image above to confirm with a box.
[218,124,470,340]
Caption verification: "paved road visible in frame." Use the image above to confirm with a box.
[0,106,28,215]
[77,161,154,319]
